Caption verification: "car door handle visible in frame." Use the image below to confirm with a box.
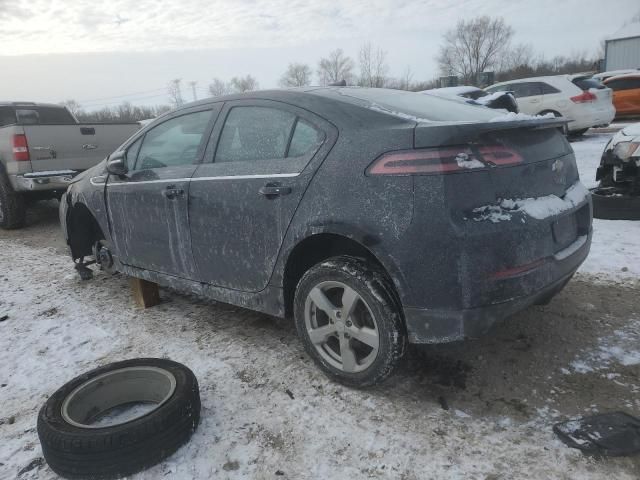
[163,185,184,199]
[259,183,292,198]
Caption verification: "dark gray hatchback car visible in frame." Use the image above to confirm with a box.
[61,87,592,386]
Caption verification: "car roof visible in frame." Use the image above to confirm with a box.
[488,75,571,88]
[169,86,498,127]
[0,101,66,108]
[604,73,640,82]
[421,86,480,95]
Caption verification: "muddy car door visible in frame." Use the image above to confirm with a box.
[106,107,217,278]
[189,100,336,292]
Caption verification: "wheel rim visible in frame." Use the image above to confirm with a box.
[61,366,176,429]
[304,281,379,373]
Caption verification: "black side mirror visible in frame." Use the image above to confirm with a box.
[106,152,128,177]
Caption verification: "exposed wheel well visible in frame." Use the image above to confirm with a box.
[66,203,104,260]
[282,233,398,317]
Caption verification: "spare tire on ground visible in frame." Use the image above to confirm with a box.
[590,187,640,220]
[37,358,200,479]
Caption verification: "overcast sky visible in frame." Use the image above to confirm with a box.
[0,0,637,109]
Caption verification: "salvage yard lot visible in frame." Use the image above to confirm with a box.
[1,129,640,479]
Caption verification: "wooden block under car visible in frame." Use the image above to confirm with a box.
[130,277,160,308]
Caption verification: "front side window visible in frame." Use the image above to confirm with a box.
[125,137,143,170]
[215,107,296,163]
[134,110,211,170]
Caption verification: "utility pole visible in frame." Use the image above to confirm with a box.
[189,81,197,101]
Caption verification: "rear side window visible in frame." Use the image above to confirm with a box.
[511,82,545,98]
[0,107,16,127]
[288,120,323,158]
[572,77,605,90]
[215,107,296,163]
[15,107,75,125]
[539,83,561,94]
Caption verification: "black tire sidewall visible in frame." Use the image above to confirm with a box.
[0,171,26,229]
[590,188,640,220]
[37,358,200,479]
[294,256,406,387]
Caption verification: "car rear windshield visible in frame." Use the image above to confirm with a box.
[15,106,76,125]
[317,87,497,122]
[572,77,605,90]
[0,107,17,127]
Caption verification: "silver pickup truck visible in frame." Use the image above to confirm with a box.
[0,102,140,229]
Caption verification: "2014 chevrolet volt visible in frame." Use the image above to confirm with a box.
[61,88,592,387]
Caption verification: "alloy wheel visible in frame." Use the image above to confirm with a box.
[304,281,379,373]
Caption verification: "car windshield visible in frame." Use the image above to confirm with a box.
[318,87,497,122]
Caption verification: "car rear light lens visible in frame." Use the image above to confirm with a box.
[570,90,597,103]
[12,134,30,162]
[367,145,523,176]
[489,258,547,280]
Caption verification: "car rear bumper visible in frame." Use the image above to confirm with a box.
[11,170,78,192]
[568,104,615,131]
[403,230,591,344]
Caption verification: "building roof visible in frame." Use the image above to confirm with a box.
[608,22,640,41]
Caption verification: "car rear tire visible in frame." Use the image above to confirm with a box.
[0,173,26,229]
[590,187,640,220]
[538,110,567,136]
[294,255,407,387]
[37,358,201,480]
[570,128,589,136]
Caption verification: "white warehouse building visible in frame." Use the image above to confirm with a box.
[605,22,640,71]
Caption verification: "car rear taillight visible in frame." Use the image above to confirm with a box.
[367,145,523,176]
[12,134,30,162]
[570,90,597,103]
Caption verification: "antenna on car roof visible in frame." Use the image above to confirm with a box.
[328,80,347,87]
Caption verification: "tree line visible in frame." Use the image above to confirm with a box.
[63,15,604,122]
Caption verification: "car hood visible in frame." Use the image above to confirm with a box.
[70,159,108,185]
[621,123,640,139]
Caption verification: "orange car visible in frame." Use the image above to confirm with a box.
[604,74,640,118]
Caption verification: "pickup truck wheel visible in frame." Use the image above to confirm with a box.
[294,256,406,387]
[0,173,26,229]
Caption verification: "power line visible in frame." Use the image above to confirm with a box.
[81,93,170,109]
[77,87,168,104]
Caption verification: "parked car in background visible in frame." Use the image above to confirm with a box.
[603,74,640,118]
[593,69,639,82]
[591,122,640,220]
[421,86,519,113]
[61,88,592,387]
[485,75,615,135]
[0,102,140,229]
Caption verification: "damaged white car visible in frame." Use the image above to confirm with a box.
[592,123,640,220]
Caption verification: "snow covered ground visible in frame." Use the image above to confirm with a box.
[1,127,639,479]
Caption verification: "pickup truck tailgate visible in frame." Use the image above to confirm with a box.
[23,123,139,172]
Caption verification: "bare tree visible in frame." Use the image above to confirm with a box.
[189,81,198,101]
[60,99,83,116]
[167,79,184,108]
[317,49,355,86]
[208,78,231,97]
[437,16,514,85]
[358,43,389,87]
[230,75,259,93]
[399,66,413,90]
[500,43,534,72]
[279,62,313,87]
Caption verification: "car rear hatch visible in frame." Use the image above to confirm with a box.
[393,119,590,308]
[571,76,613,113]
